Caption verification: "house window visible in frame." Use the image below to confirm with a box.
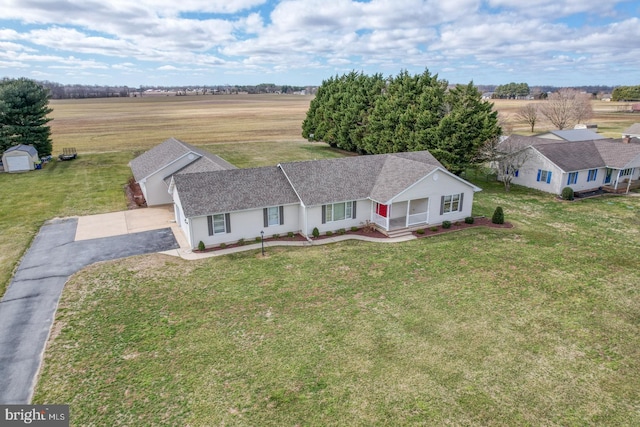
[537,169,552,184]
[263,206,284,227]
[207,213,230,235]
[587,169,598,182]
[440,193,464,214]
[323,201,356,223]
[620,168,633,177]
[567,172,578,185]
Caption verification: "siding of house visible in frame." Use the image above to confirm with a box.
[142,154,200,206]
[304,198,371,236]
[188,203,300,248]
[511,149,564,194]
[389,171,475,224]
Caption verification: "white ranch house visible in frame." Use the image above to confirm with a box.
[497,135,640,196]
[152,149,481,249]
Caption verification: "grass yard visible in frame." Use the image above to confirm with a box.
[33,179,640,426]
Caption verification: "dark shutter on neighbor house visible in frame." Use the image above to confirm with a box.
[207,215,213,236]
[536,169,542,182]
[225,213,231,233]
[279,206,284,225]
[459,193,464,212]
[321,205,326,224]
[352,201,357,218]
[547,171,552,184]
[263,208,268,227]
[440,196,445,215]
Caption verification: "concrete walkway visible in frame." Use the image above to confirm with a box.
[0,218,179,404]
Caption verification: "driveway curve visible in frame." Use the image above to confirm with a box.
[0,217,179,404]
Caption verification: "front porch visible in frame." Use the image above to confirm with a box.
[603,179,640,194]
[372,198,430,234]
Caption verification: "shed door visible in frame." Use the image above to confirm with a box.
[6,156,30,171]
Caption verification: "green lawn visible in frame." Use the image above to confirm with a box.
[33,180,640,426]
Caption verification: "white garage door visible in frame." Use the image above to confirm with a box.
[6,156,31,172]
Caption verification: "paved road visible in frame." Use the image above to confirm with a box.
[0,217,179,404]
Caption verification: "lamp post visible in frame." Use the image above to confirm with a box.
[260,230,265,256]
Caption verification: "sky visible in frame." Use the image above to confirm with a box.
[0,0,639,87]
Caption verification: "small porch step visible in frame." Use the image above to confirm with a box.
[375,223,425,238]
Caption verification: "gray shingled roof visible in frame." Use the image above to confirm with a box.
[129,137,234,182]
[534,138,640,171]
[538,129,606,142]
[279,151,445,206]
[173,167,300,217]
[4,144,38,157]
[623,123,640,136]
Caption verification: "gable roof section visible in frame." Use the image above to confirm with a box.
[537,129,605,141]
[278,151,446,206]
[174,167,300,217]
[4,144,38,157]
[533,138,640,172]
[623,123,640,136]
[129,137,234,182]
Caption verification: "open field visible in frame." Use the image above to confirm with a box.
[492,99,638,137]
[33,179,640,426]
[1,95,639,424]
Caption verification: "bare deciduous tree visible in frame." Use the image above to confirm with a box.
[515,103,538,133]
[540,88,593,130]
[478,136,532,192]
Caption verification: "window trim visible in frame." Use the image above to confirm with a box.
[440,193,464,215]
[587,169,598,182]
[567,172,578,185]
[322,201,356,223]
[207,213,230,235]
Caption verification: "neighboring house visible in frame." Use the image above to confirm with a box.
[497,135,640,195]
[622,123,640,139]
[129,137,236,206]
[535,129,605,142]
[170,151,481,249]
[1,144,39,173]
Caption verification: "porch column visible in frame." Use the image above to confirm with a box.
[626,168,635,194]
[614,169,622,190]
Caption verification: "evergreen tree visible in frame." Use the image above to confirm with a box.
[302,70,500,174]
[0,78,53,155]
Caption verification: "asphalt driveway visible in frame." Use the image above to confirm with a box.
[0,217,179,404]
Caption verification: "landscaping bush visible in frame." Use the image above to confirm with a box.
[416,229,425,235]
[492,206,504,224]
[465,216,474,224]
[561,187,574,201]
[430,226,439,232]
[198,241,205,251]
[312,227,320,238]
[326,231,333,236]
[350,226,359,232]
[272,234,280,239]
[442,220,452,229]
[337,228,346,235]
[219,243,226,249]
[255,237,262,243]
[237,238,245,246]
[287,231,294,238]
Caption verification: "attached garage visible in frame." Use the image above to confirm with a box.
[1,145,39,173]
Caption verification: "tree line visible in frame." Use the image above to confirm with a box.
[302,70,501,175]
[612,86,640,101]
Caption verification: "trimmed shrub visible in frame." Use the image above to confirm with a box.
[287,231,295,238]
[430,226,439,232]
[416,229,425,235]
[561,186,574,201]
[312,227,320,238]
[326,231,333,236]
[350,226,359,232]
[492,206,505,224]
[198,241,205,251]
[255,237,262,243]
[272,234,280,239]
[337,228,346,235]
[465,216,475,224]
[442,220,452,229]
[237,238,245,246]
[219,243,227,249]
